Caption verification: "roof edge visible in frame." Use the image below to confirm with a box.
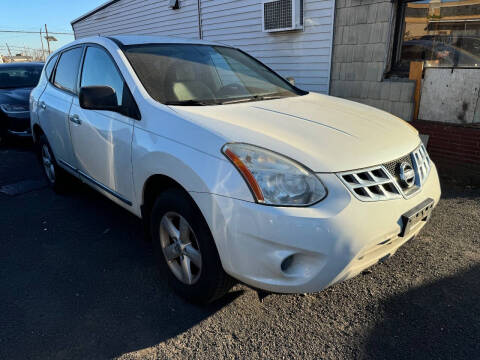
[71,0,120,26]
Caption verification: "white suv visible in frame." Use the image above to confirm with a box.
[30,36,441,303]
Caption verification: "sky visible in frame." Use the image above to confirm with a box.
[0,0,105,57]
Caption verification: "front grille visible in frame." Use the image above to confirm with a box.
[337,144,432,202]
[412,144,431,185]
[338,166,403,202]
[383,154,413,190]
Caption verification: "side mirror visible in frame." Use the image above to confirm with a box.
[79,86,119,111]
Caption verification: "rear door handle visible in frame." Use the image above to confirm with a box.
[39,101,46,109]
[69,114,82,125]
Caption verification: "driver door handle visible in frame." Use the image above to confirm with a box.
[69,114,82,125]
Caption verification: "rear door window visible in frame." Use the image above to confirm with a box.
[53,47,83,93]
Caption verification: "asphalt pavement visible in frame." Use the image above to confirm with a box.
[0,139,478,360]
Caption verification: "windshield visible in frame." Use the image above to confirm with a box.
[124,44,306,105]
[0,65,43,89]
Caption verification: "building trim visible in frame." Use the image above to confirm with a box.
[71,0,120,26]
[327,0,335,95]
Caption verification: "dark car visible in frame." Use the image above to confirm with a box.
[0,62,43,144]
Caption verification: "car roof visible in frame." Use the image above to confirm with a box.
[54,35,230,54]
[109,35,228,47]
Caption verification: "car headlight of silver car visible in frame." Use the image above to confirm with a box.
[222,143,327,206]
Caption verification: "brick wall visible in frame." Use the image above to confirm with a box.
[330,0,416,121]
[412,120,480,181]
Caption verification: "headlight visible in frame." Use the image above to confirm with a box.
[0,104,29,113]
[222,143,327,206]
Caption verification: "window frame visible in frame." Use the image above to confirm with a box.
[77,43,141,120]
[390,2,408,76]
[390,0,480,77]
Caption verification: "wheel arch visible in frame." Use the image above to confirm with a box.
[140,170,210,229]
[142,174,187,218]
[32,123,44,143]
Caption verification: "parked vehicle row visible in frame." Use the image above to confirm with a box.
[0,62,43,144]
[28,36,441,303]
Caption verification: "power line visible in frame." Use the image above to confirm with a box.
[0,29,73,35]
[0,46,45,50]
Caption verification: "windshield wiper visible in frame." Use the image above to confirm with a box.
[219,94,285,105]
[164,99,212,106]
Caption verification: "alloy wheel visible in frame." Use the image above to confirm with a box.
[159,212,202,285]
[41,144,55,184]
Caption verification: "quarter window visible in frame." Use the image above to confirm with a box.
[53,47,83,93]
[44,54,58,82]
[81,46,125,106]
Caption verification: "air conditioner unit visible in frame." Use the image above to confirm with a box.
[262,0,304,33]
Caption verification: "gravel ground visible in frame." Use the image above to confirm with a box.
[0,140,479,360]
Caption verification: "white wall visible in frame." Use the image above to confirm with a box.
[72,0,200,39]
[72,0,335,93]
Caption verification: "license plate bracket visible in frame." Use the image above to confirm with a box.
[400,198,435,237]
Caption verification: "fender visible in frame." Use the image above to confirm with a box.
[132,126,254,216]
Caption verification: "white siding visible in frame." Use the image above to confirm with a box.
[72,0,334,93]
[72,0,200,39]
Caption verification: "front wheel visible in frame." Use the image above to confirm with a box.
[150,188,234,304]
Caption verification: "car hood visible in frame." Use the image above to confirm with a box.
[0,87,32,107]
[170,92,420,173]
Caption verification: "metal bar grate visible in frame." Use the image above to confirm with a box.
[337,144,433,202]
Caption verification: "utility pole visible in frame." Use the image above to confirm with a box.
[40,28,45,61]
[44,24,51,55]
[5,43,12,57]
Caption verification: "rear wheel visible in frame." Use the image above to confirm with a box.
[151,188,234,304]
[38,134,70,192]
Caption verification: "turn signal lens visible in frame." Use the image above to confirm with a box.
[223,147,265,202]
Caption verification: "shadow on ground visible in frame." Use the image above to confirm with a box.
[0,140,243,359]
[0,137,43,186]
[364,265,480,359]
[2,139,479,359]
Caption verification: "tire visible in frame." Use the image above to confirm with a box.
[0,122,7,147]
[37,134,70,193]
[150,188,234,304]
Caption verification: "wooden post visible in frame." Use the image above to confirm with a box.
[45,24,51,55]
[409,61,424,121]
[40,29,45,61]
[5,43,12,57]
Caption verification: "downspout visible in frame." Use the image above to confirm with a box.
[197,0,203,39]
[327,0,335,95]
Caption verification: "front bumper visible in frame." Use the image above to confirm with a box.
[191,163,441,293]
[0,110,31,136]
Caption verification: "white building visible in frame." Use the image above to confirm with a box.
[71,0,335,95]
